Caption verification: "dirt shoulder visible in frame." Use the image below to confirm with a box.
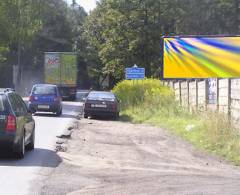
[39,118,240,195]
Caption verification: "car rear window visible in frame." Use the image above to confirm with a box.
[33,86,56,95]
[0,95,5,112]
[88,92,115,100]
[77,91,89,98]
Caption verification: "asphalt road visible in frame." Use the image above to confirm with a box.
[0,101,81,195]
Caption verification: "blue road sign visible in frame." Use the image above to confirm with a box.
[125,67,145,80]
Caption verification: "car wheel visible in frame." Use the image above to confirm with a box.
[114,112,119,120]
[26,129,35,150]
[15,135,25,159]
[56,108,62,116]
[30,109,35,115]
[83,113,88,119]
[70,97,76,101]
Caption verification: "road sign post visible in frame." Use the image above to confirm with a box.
[125,65,145,113]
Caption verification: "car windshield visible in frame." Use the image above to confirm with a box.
[33,86,56,95]
[77,91,89,99]
[0,95,4,112]
[88,92,115,100]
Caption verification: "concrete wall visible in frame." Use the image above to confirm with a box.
[198,80,207,110]
[218,79,229,114]
[230,79,240,123]
[181,82,188,107]
[167,79,240,123]
[189,81,197,108]
[174,82,180,104]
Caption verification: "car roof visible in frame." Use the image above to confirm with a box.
[77,89,89,92]
[89,91,114,94]
[33,84,57,87]
[88,91,116,98]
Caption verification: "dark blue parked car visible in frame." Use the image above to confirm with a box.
[0,88,35,158]
[28,84,62,116]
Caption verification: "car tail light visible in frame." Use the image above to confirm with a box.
[110,104,117,111]
[6,115,16,132]
[84,102,91,108]
[54,96,61,102]
[29,95,34,102]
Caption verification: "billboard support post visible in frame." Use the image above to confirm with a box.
[205,79,208,111]
[228,79,232,121]
[187,80,190,109]
[216,79,219,111]
[196,80,198,110]
[179,81,182,106]
[125,65,145,113]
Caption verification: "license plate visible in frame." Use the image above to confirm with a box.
[38,105,50,109]
[91,104,107,108]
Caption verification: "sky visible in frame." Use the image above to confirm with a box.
[66,0,97,12]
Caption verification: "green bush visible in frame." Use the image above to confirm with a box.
[113,79,175,110]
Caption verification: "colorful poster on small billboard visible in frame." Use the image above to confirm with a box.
[44,53,60,84]
[163,36,240,78]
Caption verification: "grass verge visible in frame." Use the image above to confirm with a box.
[113,79,240,165]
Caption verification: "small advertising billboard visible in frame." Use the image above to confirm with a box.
[163,36,240,78]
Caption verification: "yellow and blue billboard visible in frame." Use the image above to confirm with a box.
[163,36,240,78]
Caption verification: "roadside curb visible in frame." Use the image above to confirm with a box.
[55,118,80,153]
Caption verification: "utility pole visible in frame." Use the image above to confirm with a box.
[17,0,22,86]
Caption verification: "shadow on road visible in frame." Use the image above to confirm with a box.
[34,113,78,119]
[0,148,62,168]
[88,113,132,122]
[119,114,133,122]
[32,102,82,119]
[88,115,118,122]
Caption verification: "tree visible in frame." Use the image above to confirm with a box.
[0,0,42,86]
